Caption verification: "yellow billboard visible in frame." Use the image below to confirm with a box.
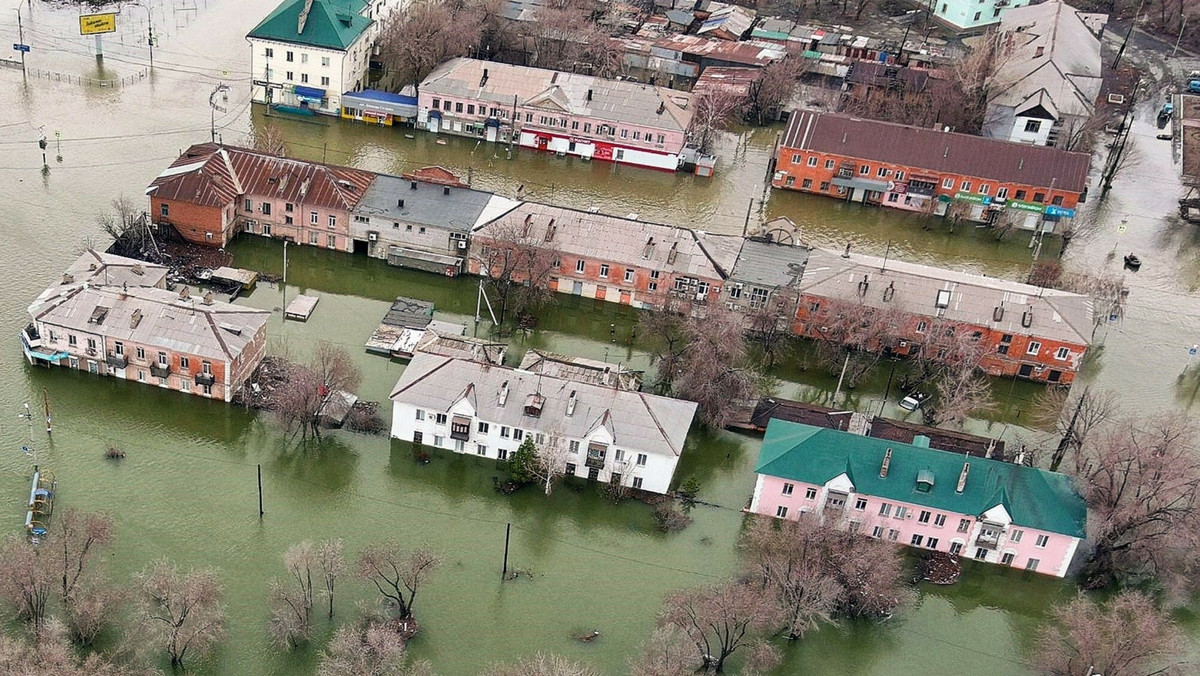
[79,13,117,36]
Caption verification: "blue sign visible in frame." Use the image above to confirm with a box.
[1044,205,1076,218]
[12,43,30,52]
[1190,344,1198,357]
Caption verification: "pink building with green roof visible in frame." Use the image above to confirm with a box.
[748,419,1087,577]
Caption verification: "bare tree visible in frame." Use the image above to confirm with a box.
[807,297,905,388]
[1035,591,1185,676]
[1070,414,1200,594]
[631,625,703,676]
[745,290,797,367]
[317,620,422,676]
[473,220,559,328]
[318,539,347,620]
[357,545,442,621]
[1033,387,1117,472]
[54,509,115,604]
[0,618,155,676]
[379,3,481,88]
[245,123,287,157]
[99,195,156,258]
[0,535,55,628]
[482,653,600,676]
[745,58,802,125]
[950,32,999,134]
[671,308,758,429]
[687,90,744,156]
[1052,270,1129,339]
[64,583,124,647]
[658,580,781,673]
[741,514,911,640]
[134,560,224,669]
[268,541,318,649]
[930,365,994,427]
[274,341,363,440]
[639,298,693,395]
[509,432,571,495]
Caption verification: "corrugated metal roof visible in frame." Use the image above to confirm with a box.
[246,0,371,51]
[780,110,1091,193]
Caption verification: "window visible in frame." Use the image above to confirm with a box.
[477,421,489,434]
[575,259,585,273]
[321,56,330,67]
[624,268,634,283]
[136,347,145,360]
[159,203,169,218]
[433,435,444,447]
[879,503,892,517]
[926,538,939,549]
[285,51,294,62]
[648,282,657,292]
[327,235,337,248]
[997,187,1009,199]
[957,518,971,533]
[802,178,813,189]
[619,129,628,139]
[895,506,909,519]
[1055,347,1070,360]
[950,542,963,555]
[300,74,309,84]
[781,483,794,496]
[180,356,189,371]
[636,453,647,467]
[934,514,946,527]
[1035,534,1049,548]
[261,202,271,215]
[615,149,624,161]
[265,48,273,58]
[286,71,294,81]
[807,156,818,167]
[633,477,644,489]
[157,351,167,366]
[513,429,524,441]
[328,215,336,229]
[633,131,641,141]
[454,439,465,453]
[1015,190,1027,200]
[309,231,318,245]
[859,164,870,175]
[113,342,124,356]
[1051,195,1064,206]
[415,409,425,420]
[877,167,888,177]
[498,448,508,460]
[656,134,665,144]
[911,534,924,546]
[942,177,954,189]
[978,184,989,195]
[776,505,788,518]
[181,380,190,392]
[819,182,830,192]
[1027,341,1042,355]
[434,413,448,425]
[1010,529,1023,543]
[975,548,988,560]
[599,264,609,278]
[68,334,78,347]
[244,198,253,212]
[805,487,817,499]
[973,11,981,20]
[320,77,329,87]
[86,337,97,351]
[872,525,884,538]
[918,510,931,524]
[310,211,318,224]
[854,497,867,511]
[791,154,800,164]
[960,180,971,191]
[137,370,145,382]
[467,104,475,115]
[454,102,463,113]
[1033,192,1046,203]
[1025,559,1039,572]
[824,159,835,169]
[888,529,900,541]
[565,462,576,475]
[1001,552,1015,565]
[476,444,487,456]
[916,320,928,333]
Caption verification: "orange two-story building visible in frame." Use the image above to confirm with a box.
[792,247,1093,384]
[146,143,375,249]
[772,110,1091,232]
[468,202,741,310]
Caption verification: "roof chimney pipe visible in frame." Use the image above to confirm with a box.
[587,89,593,101]
[443,186,450,196]
[398,198,405,208]
[410,181,418,190]
[956,462,970,494]
[880,448,892,478]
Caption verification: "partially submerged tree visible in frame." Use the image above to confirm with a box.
[245,123,287,157]
[54,509,115,604]
[274,340,363,440]
[631,625,703,676]
[317,538,347,620]
[474,219,559,328]
[378,2,480,88]
[1035,591,1185,676]
[687,90,744,156]
[0,534,55,629]
[268,541,318,649]
[134,559,225,669]
[507,434,570,495]
[657,580,781,673]
[1070,414,1200,594]
[1033,386,1117,472]
[807,297,905,388]
[317,619,427,676]
[357,545,442,621]
[483,653,600,676]
[745,57,802,125]
[0,618,154,676]
[670,308,758,429]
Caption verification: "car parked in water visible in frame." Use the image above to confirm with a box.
[899,391,929,411]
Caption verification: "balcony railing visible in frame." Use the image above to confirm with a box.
[150,363,171,378]
[106,352,128,368]
[194,372,215,386]
[975,532,1002,549]
[584,455,606,470]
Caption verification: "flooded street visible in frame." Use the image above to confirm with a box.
[0,0,1198,673]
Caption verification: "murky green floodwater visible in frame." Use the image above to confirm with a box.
[1,0,1199,673]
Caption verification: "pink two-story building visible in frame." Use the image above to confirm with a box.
[749,420,1086,577]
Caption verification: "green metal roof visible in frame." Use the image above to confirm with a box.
[756,420,1086,538]
[247,0,371,51]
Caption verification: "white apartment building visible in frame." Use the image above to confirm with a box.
[246,0,406,115]
[389,353,697,494]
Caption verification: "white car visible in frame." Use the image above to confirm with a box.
[899,392,928,411]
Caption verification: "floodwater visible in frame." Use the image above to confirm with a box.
[0,0,1198,674]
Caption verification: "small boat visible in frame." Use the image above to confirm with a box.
[1124,253,1141,270]
[435,139,448,145]
[1156,133,1173,140]
[24,466,56,544]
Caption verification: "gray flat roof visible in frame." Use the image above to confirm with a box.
[730,240,811,289]
[355,175,495,232]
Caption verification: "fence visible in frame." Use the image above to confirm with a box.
[0,61,149,88]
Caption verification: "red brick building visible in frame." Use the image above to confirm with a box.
[772,111,1091,232]
[468,203,742,310]
[793,247,1092,384]
[146,143,375,249]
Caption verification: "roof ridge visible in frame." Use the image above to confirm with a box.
[637,392,679,456]
[203,309,234,360]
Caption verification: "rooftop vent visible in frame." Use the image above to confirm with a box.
[642,237,655,259]
[882,280,895,302]
[666,241,678,265]
[880,447,892,478]
[132,264,144,276]
[587,88,593,101]
[179,286,190,300]
[935,289,951,309]
[130,308,143,329]
[202,290,214,305]
[443,186,450,196]
[498,380,509,407]
[916,468,935,493]
[1021,307,1033,328]
[88,263,98,271]
[481,68,489,88]
[88,306,109,325]
[61,273,75,285]
[956,461,970,494]
[219,322,242,336]
[398,198,405,208]
[524,393,545,417]
[993,305,1004,322]
[842,242,851,258]
[857,274,869,297]
[410,181,418,190]
[656,101,665,115]
[566,390,577,416]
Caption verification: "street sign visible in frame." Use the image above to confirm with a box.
[954,192,991,205]
[1117,224,1128,234]
[1007,199,1044,214]
[12,43,30,52]
[1044,205,1076,218]
[79,13,117,36]
[1190,344,1198,357]
[252,79,284,89]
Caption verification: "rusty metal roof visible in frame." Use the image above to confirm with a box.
[780,110,1091,193]
[146,143,376,212]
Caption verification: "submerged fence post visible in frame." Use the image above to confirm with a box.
[257,464,264,518]
[501,522,511,581]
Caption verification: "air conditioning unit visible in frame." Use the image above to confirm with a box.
[457,240,467,249]
[695,292,706,301]
[732,282,743,290]
[367,231,379,242]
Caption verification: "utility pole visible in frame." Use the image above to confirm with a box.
[257,464,264,517]
[16,7,27,76]
[209,83,229,143]
[1050,386,1088,472]
[501,522,511,581]
[1172,14,1188,58]
[42,387,51,435]
[146,7,154,68]
[1111,0,1146,70]
[282,239,289,321]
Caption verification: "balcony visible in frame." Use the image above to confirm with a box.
[194,372,215,387]
[21,324,41,349]
[150,362,171,378]
[449,415,471,441]
[975,529,1002,549]
[106,352,128,369]
[584,454,606,470]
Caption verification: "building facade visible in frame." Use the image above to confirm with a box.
[389,353,697,494]
[147,143,375,249]
[418,58,695,171]
[791,247,1092,384]
[772,110,1091,232]
[928,0,1030,31]
[247,0,406,116]
[749,420,1086,577]
[23,252,270,402]
[468,202,740,310]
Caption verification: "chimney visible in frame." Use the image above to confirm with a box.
[88,263,98,271]
[130,308,143,329]
[443,186,451,196]
[956,462,970,493]
[498,380,509,406]
[398,198,405,208]
[842,242,851,258]
[1021,307,1033,328]
[481,68,489,87]
[880,448,892,478]
[642,237,655,259]
[656,101,665,115]
[566,390,577,416]
[841,132,848,143]
[61,273,75,285]
[1018,158,1025,170]
[202,290,214,305]
[410,181,418,190]
[666,241,678,265]
[587,89,593,101]
[985,440,995,459]
[179,286,190,300]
